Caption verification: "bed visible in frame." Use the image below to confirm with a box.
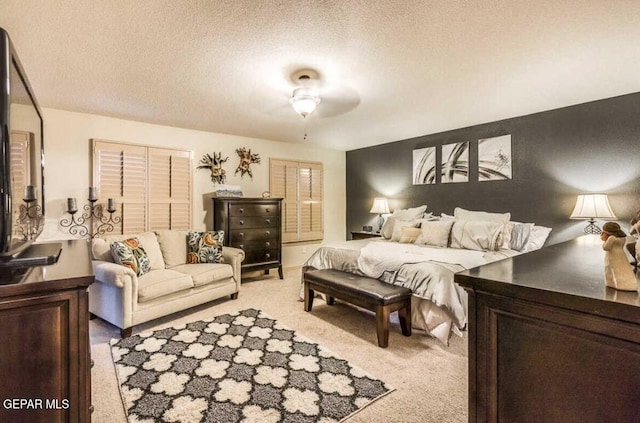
[301,207,552,345]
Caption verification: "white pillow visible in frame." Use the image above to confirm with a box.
[392,205,427,221]
[440,213,455,221]
[520,225,552,253]
[417,220,454,248]
[398,227,421,243]
[450,220,503,251]
[510,222,535,251]
[454,207,511,224]
[391,220,420,242]
[422,212,438,221]
[380,216,397,239]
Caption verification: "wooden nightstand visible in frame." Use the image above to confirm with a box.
[351,231,382,240]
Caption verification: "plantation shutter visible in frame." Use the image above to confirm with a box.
[299,162,323,241]
[9,131,30,232]
[149,148,192,231]
[93,140,147,234]
[270,159,323,243]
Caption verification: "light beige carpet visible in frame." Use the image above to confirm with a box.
[90,267,468,423]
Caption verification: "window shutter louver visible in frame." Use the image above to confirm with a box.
[270,158,323,243]
[93,140,191,235]
[9,131,30,233]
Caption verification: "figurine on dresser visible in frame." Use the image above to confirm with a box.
[601,222,638,291]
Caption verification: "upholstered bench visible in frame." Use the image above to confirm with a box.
[303,269,412,348]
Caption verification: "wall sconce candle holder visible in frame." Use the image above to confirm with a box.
[60,188,121,239]
[16,195,43,240]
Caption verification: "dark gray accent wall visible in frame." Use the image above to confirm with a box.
[346,92,640,245]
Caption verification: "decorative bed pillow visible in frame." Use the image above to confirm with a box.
[440,213,455,221]
[398,227,421,243]
[510,222,535,251]
[520,225,552,253]
[417,220,454,248]
[454,207,512,249]
[110,237,151,276]
[380,216,397,239]
[453,207,511,224]
[187,231,224,264]
[450,221,503,251]
[391,220,420,242]
[392,205,427,221]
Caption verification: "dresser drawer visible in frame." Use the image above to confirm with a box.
[229,228,277,243]
[229,203,278,217]
[242,248,280,265]
[230,239,276,252]
[229,216,278,229]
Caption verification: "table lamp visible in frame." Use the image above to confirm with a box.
[570,193,616,234]
[370,197,390,232]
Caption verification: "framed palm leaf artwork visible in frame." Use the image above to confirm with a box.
[441,141,469,183]
[478,134,512,181]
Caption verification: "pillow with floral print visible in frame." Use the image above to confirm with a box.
[187,231,224,264]
[110,237,151,276]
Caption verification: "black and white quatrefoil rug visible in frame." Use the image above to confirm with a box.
[111,308,393,422]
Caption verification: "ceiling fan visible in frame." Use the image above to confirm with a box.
[255,68,360,120]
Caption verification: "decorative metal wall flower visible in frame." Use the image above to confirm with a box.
[235,147,261,178]
[197,152,229,184]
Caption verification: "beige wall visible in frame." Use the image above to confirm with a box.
[40,108,346,267]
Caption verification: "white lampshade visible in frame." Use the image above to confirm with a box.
[370,197,390,214]
[570,194,617,220]
[291,87,320,118]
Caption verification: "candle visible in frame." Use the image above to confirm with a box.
[67,197,77,213]
[88,187,97,201]
[24,185,35,201]
[107,198,116,213]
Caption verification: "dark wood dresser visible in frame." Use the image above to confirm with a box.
[455,235,640,423]
[0,239,94,423]
[213,197,283,279]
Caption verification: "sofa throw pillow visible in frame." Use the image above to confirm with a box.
[110,237,151,277]
[187,231,224,264]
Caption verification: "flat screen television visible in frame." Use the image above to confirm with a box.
[0,27,59,267]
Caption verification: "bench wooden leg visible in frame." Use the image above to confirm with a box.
[230,292,239,300]
[121,327,133,338]
[304,282,314,312]
[375,305,390,348]
[327,296,335,305]
[398,298,412,336]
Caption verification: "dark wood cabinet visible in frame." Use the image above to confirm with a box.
[0,239,94,423]
[213,197,283,279]
[455,235,640,423]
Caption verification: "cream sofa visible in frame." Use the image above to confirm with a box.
[89,230,244,337]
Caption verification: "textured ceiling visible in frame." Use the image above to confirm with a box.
[2,1,640,151]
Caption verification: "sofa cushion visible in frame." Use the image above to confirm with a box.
[187,231,224,264]
[137,269,194,303]
[93,231,165,270]
[171,263,234,287]
[110,237,151,276]
[155,230,189,268]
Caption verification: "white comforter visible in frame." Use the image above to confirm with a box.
[302,238,519,342]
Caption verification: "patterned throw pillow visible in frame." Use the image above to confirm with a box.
[187,231,224,264]
[110,237,151,276]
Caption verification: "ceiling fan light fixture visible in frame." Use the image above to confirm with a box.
[291,87,320,118]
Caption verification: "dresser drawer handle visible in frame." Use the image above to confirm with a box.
[238,244,244,250]
[239,208,244,214]
[239,232,244,237]
[266,208,270,213]
[265,241,270,247]
[265,253,271,259]
[265,230,270,235]
[265,219,271,224]
[239,220,244,225]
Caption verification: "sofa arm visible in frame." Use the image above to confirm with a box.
[92,260,137,288]
[222,246,244,284]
